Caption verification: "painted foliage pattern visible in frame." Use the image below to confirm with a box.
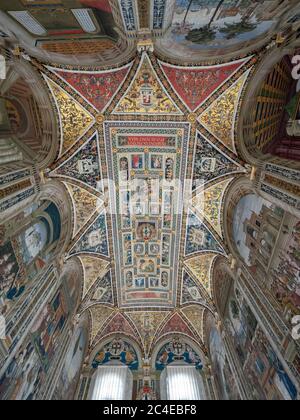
[192,177,233,237]
[181,305,205,340]
[157,312,197,340]
[160,59,247,112]
[126,311,170,354]
[53,65,131,112]
[79,255,109,298]
[114,54,181,115]
[45,78,94,155]
[199,70,250,153]
[89,305,115,344]
[63,182,102,237]
[93,312,139,345]
[185,253,216,295]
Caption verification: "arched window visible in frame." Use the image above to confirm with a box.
[71,9,97,33]
[88,363,133,400]
[161,363,205,400]
[155,337,206,400]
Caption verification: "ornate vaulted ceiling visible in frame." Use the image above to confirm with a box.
[34,48,256,357]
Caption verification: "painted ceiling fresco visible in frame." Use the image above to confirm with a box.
[39,48,256,355]
[2,0,297,64]
[1,1,118,41]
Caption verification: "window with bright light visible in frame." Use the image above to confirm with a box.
[8,11,46,36]
[162,365,205,400]
[89,365,133,400]
[71,9,97,33]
